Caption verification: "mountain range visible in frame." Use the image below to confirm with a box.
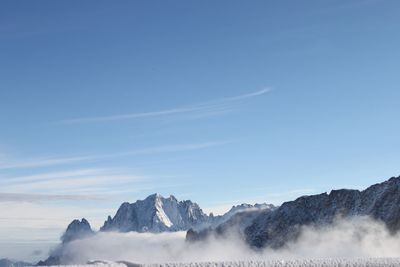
[100,194,274,233]
[187,176,400,249]
[245,176,400,248]
[39,194,270,265]
[39,175,400,265]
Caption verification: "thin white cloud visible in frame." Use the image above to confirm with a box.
[0,168,190,200]
[3,174,140,193]
[0,168,144,195]
[221,88,271,102]
[0,155,95,170]
[0,140,232,170]
[60,88,271,124]
[111,140,234,157]
[0,169,101,184]
[0,192,102,203]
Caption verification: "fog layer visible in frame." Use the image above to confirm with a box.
[58,217,400,264]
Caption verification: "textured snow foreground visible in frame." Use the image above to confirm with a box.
[47,258,400,267]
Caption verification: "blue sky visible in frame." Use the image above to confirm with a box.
[1,0,400,261]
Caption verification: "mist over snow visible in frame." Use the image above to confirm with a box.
[53,217,400,265]
[282,216,400,258]
[59,231,254,264]
[46,259,400,267]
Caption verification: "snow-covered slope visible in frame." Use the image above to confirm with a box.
[142,259,400,267]
[245,176,400,248]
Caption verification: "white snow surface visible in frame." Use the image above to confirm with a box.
[155,196,173,228]
[41,258,400,267]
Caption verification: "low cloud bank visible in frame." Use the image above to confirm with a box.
[57,217,400,264]
[59,231,255,264]
[282,216,400,258]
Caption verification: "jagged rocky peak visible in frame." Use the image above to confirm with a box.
[61,218,94,244]
[36,218,93,266]
[245,176,400,249]
[100,193,210,233]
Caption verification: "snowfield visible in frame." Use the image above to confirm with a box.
[46,259,400,267]
[142,259,400,267]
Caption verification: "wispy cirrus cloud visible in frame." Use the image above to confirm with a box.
[0,155,95,170]
[0,168,143,195]
[60,88,271,124]
[0,192,102,203]
[0,140,232,170]
[0,167,193,199]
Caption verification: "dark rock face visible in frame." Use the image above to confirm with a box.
[38,218,94,266]
[36,255,60,266]
[186,208,275,242]
[61,218,94,244]
[245,176,400,248]
[211,203,276,227]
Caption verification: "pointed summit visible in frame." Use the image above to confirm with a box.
[147,193,161,199]
[61,218,94,244]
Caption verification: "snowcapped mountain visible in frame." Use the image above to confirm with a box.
[39,194,270,265]
[100,193,270,233]
[100,193,210,232]
[245,176,400,248]
[35,177,400,265]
